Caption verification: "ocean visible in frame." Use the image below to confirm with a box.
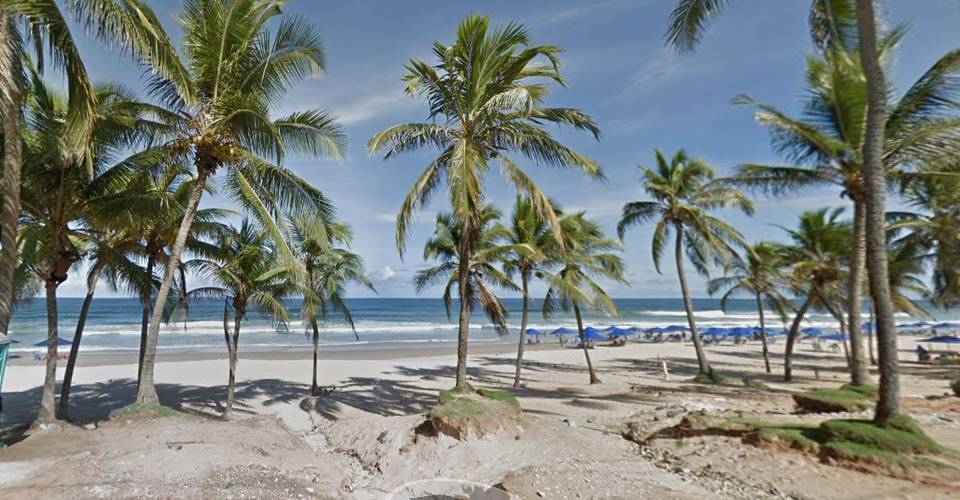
[5,297,951,354]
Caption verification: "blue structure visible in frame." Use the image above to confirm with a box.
[662,325,687,333]
[525,328,543,336]
[920,335,960,344]
[582,327,607,341]
[0,337,9,413]
[33,337,73,348]
[551,327,576,336]
[607,326,635,337]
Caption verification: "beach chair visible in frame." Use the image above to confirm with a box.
[33,351,44,362]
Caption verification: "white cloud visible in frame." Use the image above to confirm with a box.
[377,266,397,280]
[336,92,414,125]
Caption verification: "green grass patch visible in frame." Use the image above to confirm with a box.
[820,419,942,455]
[476,387,520,408]
[793,384,877,413]
[433,386,520,420]
[110,403,181,419]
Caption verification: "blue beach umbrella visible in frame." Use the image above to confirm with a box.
[608,326,634,337]
[662,325,687,333]
[551,327,576,336]
[801,327,824,336]
[727,327,754,338]
[33,337,72,347]
[819,333,847,342]
[701,327,727,337]
[897,321,928,329]
[920,335,960,344]
[582,327,606,341]
[525,328,543,336]
[933,322,960,330]
[644,327,664,334]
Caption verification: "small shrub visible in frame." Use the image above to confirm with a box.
[951,378,960,397]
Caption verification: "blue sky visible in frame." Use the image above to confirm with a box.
[55,0,960,298]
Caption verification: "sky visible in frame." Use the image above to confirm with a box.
[52,0,960,298]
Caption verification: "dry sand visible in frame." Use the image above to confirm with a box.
[0,336,958,499]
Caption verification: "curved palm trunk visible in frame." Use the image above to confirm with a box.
[224,310,242,418]
[454,222,473,391]
[819,293,851,367]
[0,13,23,340]
[857,0,900,424]
[311,317,320,396]
[137,254,154,387]
[38,281,60,422]
[784,296,814,382]
[574,301,599,384]
[755,292,771,373]
[513,270,530,387]
[846,200,870,385]
[136,168,211,405]
[58,264,103,419]
[675,230,710,375]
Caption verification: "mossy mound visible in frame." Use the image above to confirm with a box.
[650,412,958,480]
[793,384,877,413]
[430,387,522,440]
[110,403,181,419]
[951,378,960,397]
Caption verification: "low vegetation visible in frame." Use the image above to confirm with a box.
[951,378,960,397]
[793,384,878,413]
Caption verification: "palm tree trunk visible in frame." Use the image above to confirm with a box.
[224,311,242,418]
[756,292,771,373]
[847,200,870,385]
[574,301,599,384]
[675,230,710,374]
[58,264,103,419]
[784,296,814,382]
[137,254,154,387]
[513,270,530,387]
[311,317,320,396]
[856,0,900,424]
[38,280,60,422]
[454,222,473,391]
[136,168,211,405]
[0,12,23,341]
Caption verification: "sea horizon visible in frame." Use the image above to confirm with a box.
[7,297,954,355]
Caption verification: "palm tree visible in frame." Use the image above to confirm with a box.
[707,242,790,373]
[0,0,180,343]
[732,25,960,388]
[618,149,753,378]
[663,0,911,427]
[415,206,524,361]
[544,213,626,384]
[58,228,149,419]
[503,196,558,387]
[18,77,159,422]
[368,15,601,391]
[186,220,291,418]
[291,215,374,396]
[135,0,347,406]
[93,166,231,384]
[778,208,851,381]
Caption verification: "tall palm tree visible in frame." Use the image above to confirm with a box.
[503,196,558,387]
[544,213,626,384]
[415,206,524,356]
[58,228,149,419]
[0,0,181,343]
[731,26,960,387]
[292,215,373,396]
[18,77,159,422]
[135,0,347,406]
[707,242,790,373]
[94,166,231,383]
[664,0,913,427]
[368,15,601,391]
[618,149,753,378]
[185,220,291,418]
[778,208,851,381]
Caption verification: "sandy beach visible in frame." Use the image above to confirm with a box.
[1,336,958,499]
